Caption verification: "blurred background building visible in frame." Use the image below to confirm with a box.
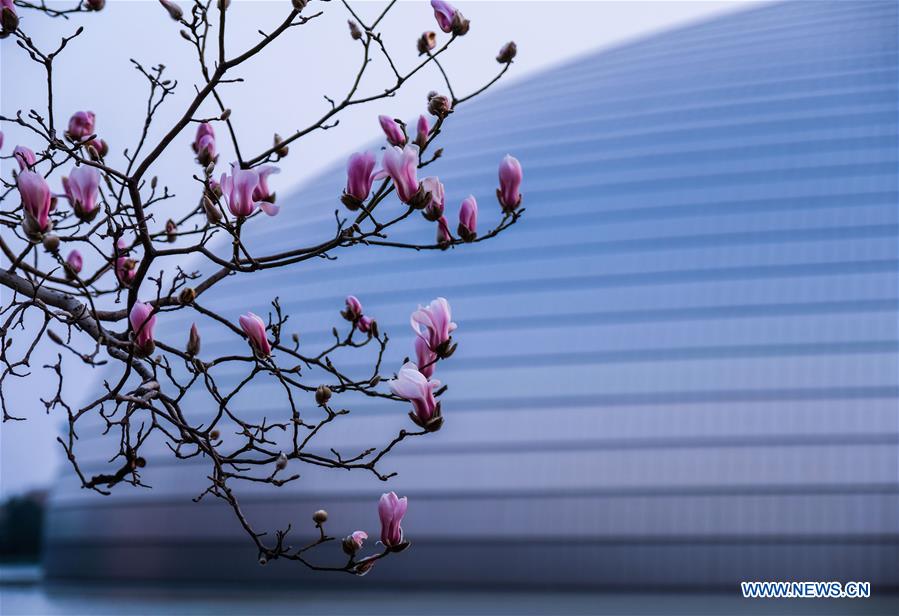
[40,0,898,589]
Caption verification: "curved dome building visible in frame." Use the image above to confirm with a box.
[44,1,898,588]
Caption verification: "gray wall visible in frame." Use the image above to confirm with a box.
[44,0,899,588]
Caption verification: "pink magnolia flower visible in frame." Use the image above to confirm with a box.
[350,530,368,550]
[0,131,3,150]
[378,491,408,548]
[497,154,522,212]
[66,111,96,141]
[13,145,36,171]
[457,195,478,241]
[389,362,441,423]
[415,335,437,379]
[420,176,444,221]
[415,114,430,149]
[17,171,52,234]
[344,152,377,205]
[192,122,217,166]
[129,301,157,356]
[220,165,279,218]
[239,312,271,357]
[358,315,375,334]
[380,144,420,204]
[411,297,457,354]
[65,250,83,275]
[251,165,280,211]
[88,138,109,158]
[436,215,452,245]
[343,295,363,322]
[430,0,457,33]
[378,115,406,147]
[62,165,101,221]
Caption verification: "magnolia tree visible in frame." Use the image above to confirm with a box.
[0,0,523,574]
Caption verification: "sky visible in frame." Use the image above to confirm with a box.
[0,0,767,498]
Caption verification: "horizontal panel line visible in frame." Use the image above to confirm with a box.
[47,483,899,513]
[245,260,899,313]
[254,225,899,285]
[43,535,899,548]
[72,434,899,476]
[222,299,899,348]
[196,341,899,380]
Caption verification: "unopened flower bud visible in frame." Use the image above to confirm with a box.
[179,287,196,304]
[186,323,201,356]
[451,11,470,36]
[312,509,328,524]
[217,0,229,9]
[165,218,177,242]
[202,195,222,224]
[159,0,183,21]
[1,2,19,35]
[427,93,452,118]
[209,429,220,440]
[89,138,109,158]
[273,134,289,158]
[65,250,83,277]
[275,452,288,470]
[87,0,105,9]
[291,0,308,11]
[348,20,363,40]
[315,385,332,406]
[42,234,60,252]
[417,31,436,55]
[496,41,517,64]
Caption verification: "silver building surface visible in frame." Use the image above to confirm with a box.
[43,1,899,588]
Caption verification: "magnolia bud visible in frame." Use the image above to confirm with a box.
[165,219,177,242]
[87,0,105,9]
[159,0,183,21]
[220,108,231,120]
[291,0,308,11]
[209,429,220,440]
[179,287,196,304]
[312,509,328,524]
[315,385,332,406]
[202,196,222,224]
[1,5,19,34]
[496,41,517,64]
[273,134,289,158]
[348,20,363,40]
[451,11,470,36]
[275,452,288,470]
[417,31,436,55]
[151,176,158,189]
[186,323,201,356]
[427,93,452,118]
[217,0,229,9]
[90,139,109,158]
[342,536,360,555]
[42,234,60,252]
